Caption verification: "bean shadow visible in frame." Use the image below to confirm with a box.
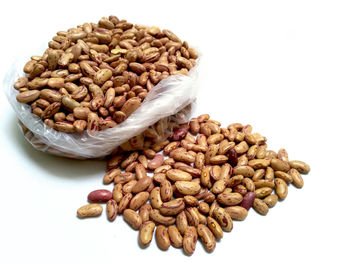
[6,114,106,180]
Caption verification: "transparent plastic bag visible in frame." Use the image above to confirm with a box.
[4,57,200,159]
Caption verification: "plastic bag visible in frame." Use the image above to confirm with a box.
[4,57,200,159]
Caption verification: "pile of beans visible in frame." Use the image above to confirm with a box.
[13,15,197,133]
[77,114,310,255]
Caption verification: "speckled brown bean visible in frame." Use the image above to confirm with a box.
[150,187,163,209]
[139,204,152,223]
[213,207,233,232]
[207,216,223,239]
[224,206,248,221]
[289,160,310,174]
[156,225,171,250]
[255,187,273,198]
[198,202,210,214]
[197,224,216,252]
[132,176,152,193]
[111,183,122,202]
[168,225,183,248]
[139,221,155,247]
[129,192,149,211]
[160,198,185,216]
[149,209,176,226]
[77,204,103,218]
[176,211,188,235]
[217,192,243,206]
[41,102,61,119]
[121,97,141,118]
[106,199,118,221]
[160,180,173,202]
[275,178,288,200]
[16,90,40,103]
[123,209,142,230]
[93,68,112,85]
[189,118,200,134]
[264,194,278,208]
[289,168,304,188]
[118,193,133,214]
[253,198,269,215]
[183,226,197,256]
[271,159,290,172]
[275,171,293,184]
[175,181,201,195]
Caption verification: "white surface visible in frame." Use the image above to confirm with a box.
[0,0,349,262]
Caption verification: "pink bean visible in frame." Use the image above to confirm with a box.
[241,192,256,210]
[148,154,164,170]
[88,189,112,202]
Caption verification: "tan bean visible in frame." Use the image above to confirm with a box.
[211,179,226,194]
[93,68,112,85]
[131,176,152,194]
[275,178,288,200]
[149,209,175,226]
[183,226,197,256]
[234,141,249,154]
[121,97,141,118]
[271,158,290,172]
[112,184,123,202]
[176,211,188,235]
[184,195,199,206]
[139,204,152,223]
[217,192,243,206]
[213,207,233,232]
[41,102,61,119]
[54,122,75,133]
[168,225,183,248]
[160,180,173,202]
[106,199,118,221]
[166,169,192,181]
[160,198,185,216]
[123,209,142,230]
[118,193,133,214]
[207,216,223,239]
[253,198,269,215]
[264,194,278,208]
[156,225,171,250]
[289,168,304,188]
[47,77,65,89]
[129,192,149,211]
[233,166,255,177]
[139,221,155,247]
[77,204,102,218]
[254,180,275,189]
[248,159,271,169]
[197,224,216,252]
[255,187,273,198]
[175,181,201,195]
[210,155,228,165]
[265,167,275,181]
[224,206,248,221]
[289,160,310,174]
[226,175,244,188]
[16,90,40,103]
[150,187,163,209]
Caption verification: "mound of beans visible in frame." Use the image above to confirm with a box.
[13,15,198,133]
[77,114,310,255]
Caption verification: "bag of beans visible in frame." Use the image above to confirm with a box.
[4,16,199,159]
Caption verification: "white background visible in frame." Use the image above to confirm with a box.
[0,0,349,262]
